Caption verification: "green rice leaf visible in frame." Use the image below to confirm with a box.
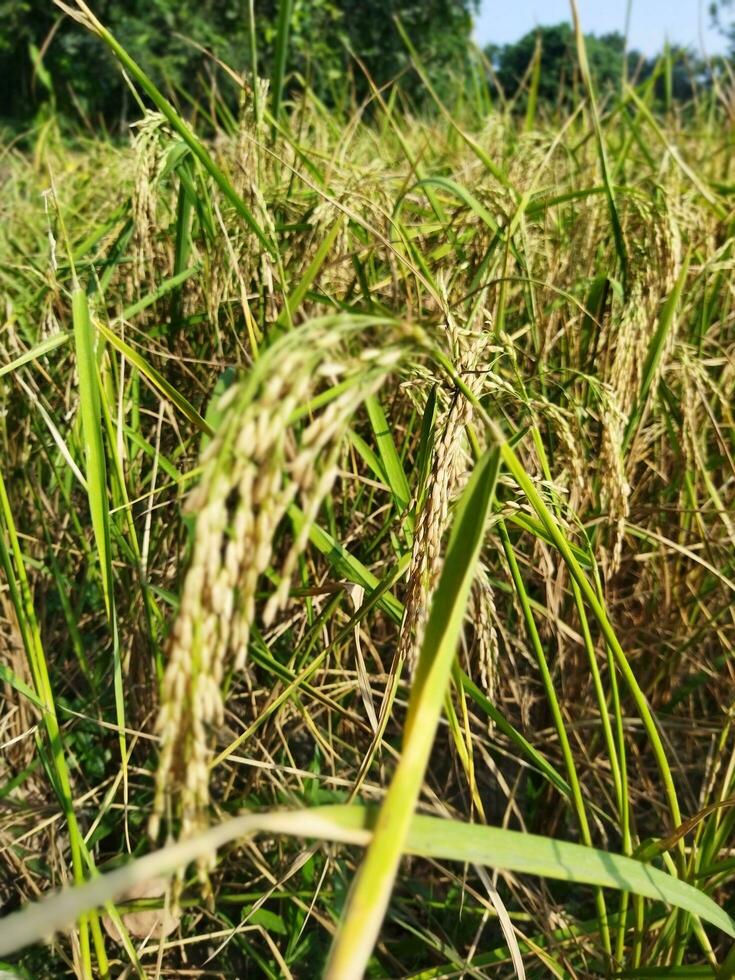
[1,803,732,960]
[325,446,501,978]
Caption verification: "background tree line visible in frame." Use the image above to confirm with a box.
[0,0,477,127]
[0,0,731,130]
[487,23,715,111]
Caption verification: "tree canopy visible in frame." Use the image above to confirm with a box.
[711,0,735,50]
[486,23,629,109]
[1,3,723,130]
[486,22,713,113]
[0,0,478,127]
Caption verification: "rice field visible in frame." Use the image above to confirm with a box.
[1,3,735,977]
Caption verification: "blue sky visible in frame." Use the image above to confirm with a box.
[474,1,726,55]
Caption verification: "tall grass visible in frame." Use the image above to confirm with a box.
[0,5,734,978]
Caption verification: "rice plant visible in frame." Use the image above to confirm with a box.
[1,2,735,977]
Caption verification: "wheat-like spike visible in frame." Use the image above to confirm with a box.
[150,320,423,859]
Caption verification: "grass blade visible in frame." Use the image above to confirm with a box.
[0,332,69,378]
[569,0,629,292]
[55,0,276,254]
[72,288,112,616]
[1,803,732,959]
[365,394,411,515]
[95,318,212,437]
[271,0,294,128]
[624,253,691,450]
[325,446,501,978]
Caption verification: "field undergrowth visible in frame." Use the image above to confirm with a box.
[1,3,735,977]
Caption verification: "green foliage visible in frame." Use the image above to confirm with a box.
[487,23,630,109]
[487,22,712,112]
[0,0,242,124]
[711,0,735,50]
[0,0,478,127]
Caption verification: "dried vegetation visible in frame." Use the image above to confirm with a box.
[1,10,735,977]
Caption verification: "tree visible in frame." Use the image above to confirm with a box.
[710,1,730,39]
[635,44,713,107]
[486,22,713,115]
[326,0,478,102]
[0,0,251,125]
[488,23,633,111]
[0,0,478,128]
